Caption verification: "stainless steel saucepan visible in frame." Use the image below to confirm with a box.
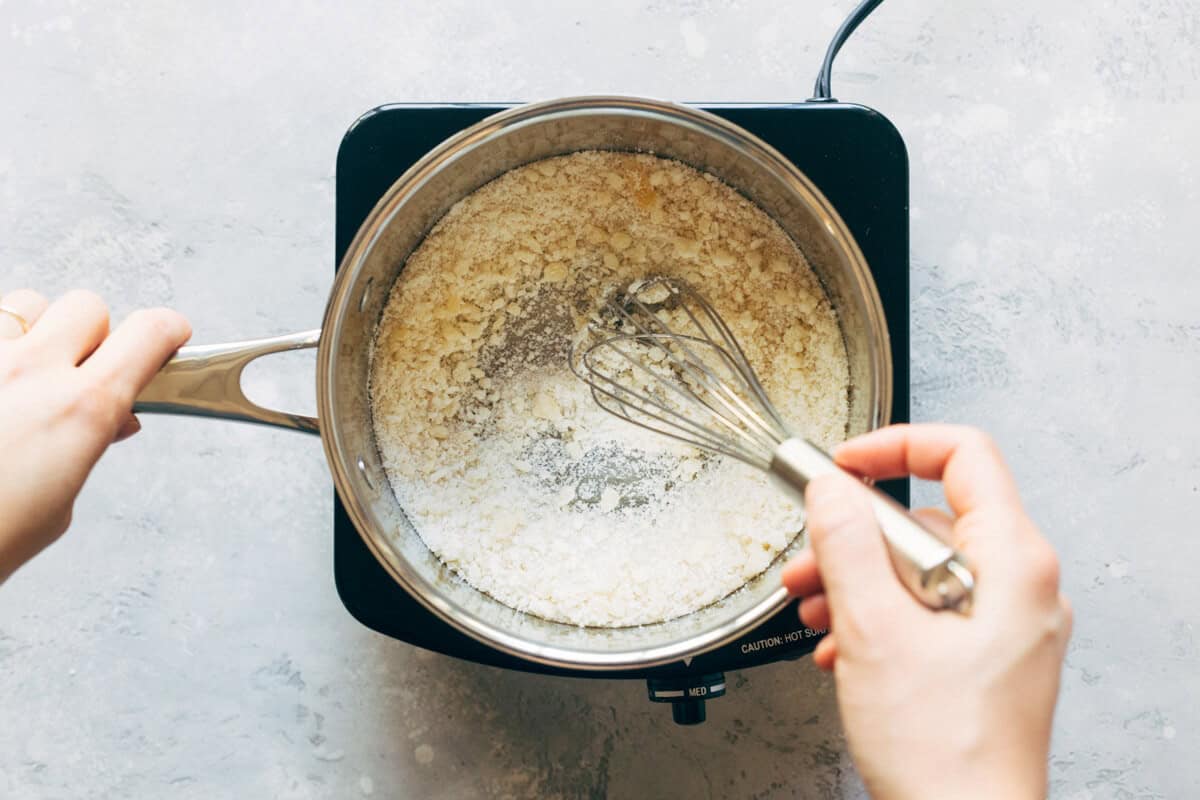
[134,96,894,670]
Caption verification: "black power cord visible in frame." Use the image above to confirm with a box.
[810,0,885,102]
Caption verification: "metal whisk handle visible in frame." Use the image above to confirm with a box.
[770,438,975,614]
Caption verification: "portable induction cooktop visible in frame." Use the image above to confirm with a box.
[332,100,910,725]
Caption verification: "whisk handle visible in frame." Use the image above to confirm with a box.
[770,438,975,614]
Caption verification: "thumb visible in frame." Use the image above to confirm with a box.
[804,473,914,644]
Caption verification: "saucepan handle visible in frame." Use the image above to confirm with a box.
[770,437,975,614]
[132,329,322,434]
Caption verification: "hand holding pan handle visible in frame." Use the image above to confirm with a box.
[133,330,322,434]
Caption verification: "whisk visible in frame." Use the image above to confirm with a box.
[570,276,974,614]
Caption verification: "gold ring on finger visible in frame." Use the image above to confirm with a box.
[0,305,31,335]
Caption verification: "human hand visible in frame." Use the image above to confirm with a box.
[0,289,190,582]
[781,424,1072,800]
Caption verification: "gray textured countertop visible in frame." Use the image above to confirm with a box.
[1,1,1195,798]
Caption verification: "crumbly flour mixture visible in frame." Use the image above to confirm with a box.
[369,151,849,627]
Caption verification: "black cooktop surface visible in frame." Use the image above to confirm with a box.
[333,103,909,696]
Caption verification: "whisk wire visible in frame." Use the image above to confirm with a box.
[606,297,786,451]
[580,334,774,468]
[666,285,791,437]
[591,387,772,470]
[603,317,781,456]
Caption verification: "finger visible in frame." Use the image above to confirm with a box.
[0,289,49,339]
[1058,593,1074,644]
[910,505,999,574]
[799,592,831,631]
[21,290,109,364]
[781,549,822,597]
[81,308,191,405]
[805,473,914,641]
[113,414,142,443]
[833,424,1021,517]
[813,634,837,671]
[911,506,955,543]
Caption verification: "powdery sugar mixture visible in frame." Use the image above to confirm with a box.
[369,152,849,627]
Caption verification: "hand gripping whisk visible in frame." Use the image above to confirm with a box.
[570,276,974,614]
